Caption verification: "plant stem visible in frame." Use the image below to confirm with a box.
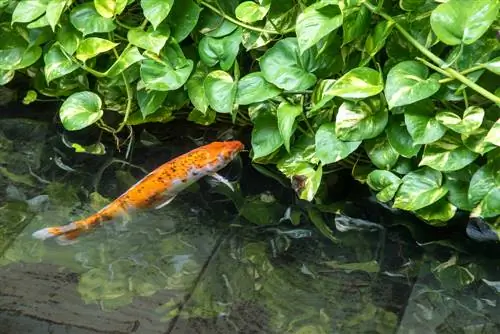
[439,65,484,84]
[197,0,294,35]
[362,1,500,105]
[416,57,451,77]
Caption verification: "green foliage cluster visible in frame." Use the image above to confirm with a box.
[0,0,499,227]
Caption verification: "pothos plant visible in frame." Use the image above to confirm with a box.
[0,0,499,236]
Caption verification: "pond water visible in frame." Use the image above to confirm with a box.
[0,115,499,334]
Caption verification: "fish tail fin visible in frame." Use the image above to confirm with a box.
[32,216,100,243]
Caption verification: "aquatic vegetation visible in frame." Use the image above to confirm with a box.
[0,0,498,237]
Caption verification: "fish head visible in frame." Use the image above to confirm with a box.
[201,141,244,170]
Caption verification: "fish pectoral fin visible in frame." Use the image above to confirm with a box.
[209,173,235,192]
[155,194,177,209]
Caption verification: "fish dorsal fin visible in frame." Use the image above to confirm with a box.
[155,194,177,209]
[209,173,235,192]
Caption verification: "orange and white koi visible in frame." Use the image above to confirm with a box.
[32,141,244,244]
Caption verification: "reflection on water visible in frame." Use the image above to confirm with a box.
[0,117,499,334]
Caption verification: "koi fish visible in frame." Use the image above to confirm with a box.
[32,141,244,244]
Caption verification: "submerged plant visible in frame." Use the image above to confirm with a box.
[0,0,498,236]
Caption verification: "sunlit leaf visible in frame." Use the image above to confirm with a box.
[127,25,170,54]
[44,44,78,83]
[59,91,103,130]
[295,1,342,53]
[393,167,448,211]
[204,70,237,116]
[469,161,500,218]
[315,123,361,165]
[385,61,440,109]
[430,0,499,45]
[76,37,118,62]
[335,97,387,141]
[367,170,402,202]
[420,133,478,172]
[235,1,269,23]
[70,3,116,36]
[140,0,173,29]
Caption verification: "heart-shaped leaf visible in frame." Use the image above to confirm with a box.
[12,0,48,24]
[385,60,440,109]
[198,28,241,71]
[46,0,68,31]
[235,1,269,23]
[364,134,399,170]
[70,3,116,36]
[430,0,499,45]
[335,97,387,141]
[436,106,484,134]
[44,44,79,83]
[484,119,500,147]
[127,25,170,54]
[140,48,193,91]
[141,0,174,29]
[420,133,479,172]
[393,167,448,211]
[259,38,317,91]
[94,0,127,18]
[251,114,283,160]
[187,62,210,114]
[367,170,402,202]
[404,101,447,144]
[312,67,383,110]
[386,116,422,158]
[166,0,202,42]
[76,37,118,62]
[235,72,281,105]
[59,91,103,131]
[315,123,361,165]
[137,89,168,118]
[295,1,342,53]
[469,161,500,218]
[204,70,237,115]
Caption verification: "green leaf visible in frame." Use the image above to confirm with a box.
[294,164,323,202]
[70,3,116,36]
[251,114,283,159]
[435,106,484,135]
[363,20,394,60]
[204,70,237,115]
[386,117,422,158]
[56,20,81,55]
[188,108,216,125]
[312,67,383,110]
[367,170,402,202]
[295,2,342,53]
[315,123,361,165]
[307,207,337,242]
[415,199,457,226]
[335,98,388,141]
[235,1,269,23]
[127,26,170,54]
[187,62,209,114]
[140,49,194,91]
[44,44,79,83]
[12,0,48,24]
[342,5,371,45]
[76,37,118,62]
[46,0,68,31]
[141,0,173,29]
[445,165,478,210]
[484,56,500,75]
[198,28,241,71]
[393,167,448,211]
[235,72,281,105]
[484,119,500,147]
[137,89,168,118]
[277,101,302,153]
[166,0,202,42]
[404,102,447,144]
[385,61,440,109]
[469,161,500,218]
[0,70,14,85]
[71,142,106,155]
[420,133,479,172]
[430,0,499,45]
[259,38,317,91]
[364,134,399,170]
[59,91,103,131]
[94,0,127,18]
[105,46,144,77]
[399,0,426,11]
